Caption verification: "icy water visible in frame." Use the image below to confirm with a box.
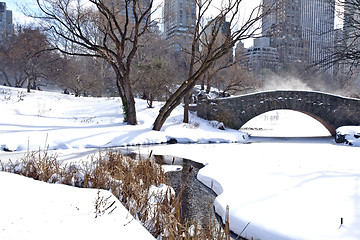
[153,155,218,226]
[126,110,337,238]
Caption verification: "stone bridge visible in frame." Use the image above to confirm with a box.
[195,90,360,135]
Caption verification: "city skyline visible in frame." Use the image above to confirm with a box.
[260,0,335,76]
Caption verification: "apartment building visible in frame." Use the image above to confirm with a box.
[163,0,196,52]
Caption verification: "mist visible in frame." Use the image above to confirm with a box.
[260,76,314,92]
[258,71,351,97]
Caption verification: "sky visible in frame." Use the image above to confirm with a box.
[4,0,38,25]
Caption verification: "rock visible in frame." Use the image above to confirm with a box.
[335,132,346,143]
[167,138,178,144]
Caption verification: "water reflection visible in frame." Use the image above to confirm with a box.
[153,155,218,225]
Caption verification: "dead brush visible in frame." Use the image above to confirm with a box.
[2,149,61,182]
[102,150,180,238]
[0,148,239,240]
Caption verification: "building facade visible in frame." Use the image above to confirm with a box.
[163,0,196,52]
[342,0,360,92]
[301,0,335,73]
[262,0,335,75]
[237,37,281,81]
[262,0,309,68]
[203,18,232,64]
[102,0,151,27]
[0,2,13,38]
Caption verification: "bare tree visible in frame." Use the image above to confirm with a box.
[320,1,360,81]
[333,0,360,64]
[51,56,104,96]
[32,0,156,124]
[318,0,360,95]
[131,33,178,108]
[0,35,25,87]
[152,0,271,131]
[215,64,260,96]
[0,26,55,91]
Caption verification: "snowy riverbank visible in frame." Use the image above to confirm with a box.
[0,86,248,152]
[1,86,359,240]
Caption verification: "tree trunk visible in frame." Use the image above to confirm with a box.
[2,72,12,87]
[153,96,183,131]
[183,92,190,123]
[153,80,197,131]
[147,93,153,108]
[116,74,137,125]
[126,94,137,125]
[32,78,37,90]
[27,77,31,93]
[201,77,205,91]
[206,74,211,94]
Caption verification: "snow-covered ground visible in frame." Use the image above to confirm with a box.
[1,86,359,240]
[137,138,360,240]
[0,86,246,240]
[241,109,332,137]
[0,171,155,240]
[0,86,247,151]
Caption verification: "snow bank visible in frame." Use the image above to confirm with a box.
[336,126,360,146]
[134,139,360,240]
[0,171,155,240]
[0,86,248,152]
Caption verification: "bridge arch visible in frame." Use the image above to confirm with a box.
[241,109,335,136]
[196,90,360,136]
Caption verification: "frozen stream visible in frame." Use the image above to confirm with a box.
[124,111,360,239]
[3,87,359,239]
[1,108,358,239]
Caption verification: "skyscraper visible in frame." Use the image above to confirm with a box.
[301,0,335,72]
[342,0,360,90]
[262,0,309,67]
[262,0,335,74]
[163,0,196,52]
[0,2,13,38]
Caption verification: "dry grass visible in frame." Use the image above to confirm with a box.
[0,148,236,239]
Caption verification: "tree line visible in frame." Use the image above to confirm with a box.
[0,0,266,131]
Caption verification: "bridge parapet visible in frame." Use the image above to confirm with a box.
[196,90,360,135]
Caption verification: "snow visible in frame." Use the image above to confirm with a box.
[0,86,246,239]
[0,86,247,151]
[136,139,360,240]
[0,171,155,240]
[1,86,359,240]
[241,109,332,137]
[337,126,360,146]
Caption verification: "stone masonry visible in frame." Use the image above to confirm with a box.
[195,90,360,135]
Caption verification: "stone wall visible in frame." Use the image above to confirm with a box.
[196,90,360,135]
